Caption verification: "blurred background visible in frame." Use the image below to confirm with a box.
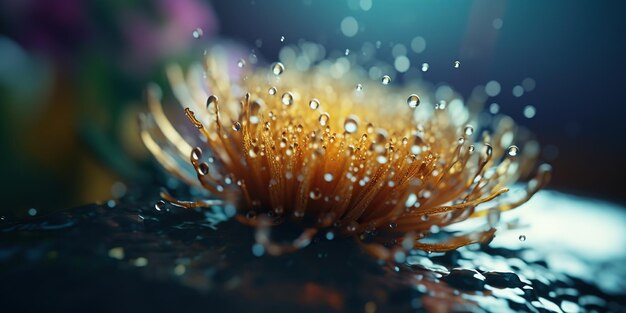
[1,0,625,216]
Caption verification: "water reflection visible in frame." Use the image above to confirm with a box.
[0,191,624,312]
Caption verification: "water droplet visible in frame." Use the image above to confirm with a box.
[192,28,203,39]
[454,60,461,68]
[343,115,359,133]
[281,92,293,106]
[268,86,277,95]
[191,147,202,161]
[483,144,493,158]
[309,98,320,110]
[507,145,519,157]
[232,121,242,131]
[319,112,330,126]
[407,94,421,109]
[323,173,334,182]
[280,35,285,42]
[309,188,322,200]
[381,75,391,85]
[155,200,165,211]
[237,58,246,68]
[519,235,526,242]
[206,95,219,110]
[421,63,429,72]
[464,125,474,136]
[197,162,209,176]
[356,83,363,91]
[271,62,285,75]
[345,49,350,56]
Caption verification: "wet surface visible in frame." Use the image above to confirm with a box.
[1,191,625,312]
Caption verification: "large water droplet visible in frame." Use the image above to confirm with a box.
[483,144,493,159]
[507,145,519,157]
[407,94,421,109]
[343,115,359,133]
[309,98,320,110]
[319,112,330,126]
[197,162,209,176]
[464,125,474,136]
[191,147,202,162]
[281,92,293,106]
[206,95,219,110]
[381,75,391,85]
[271,62,285,75]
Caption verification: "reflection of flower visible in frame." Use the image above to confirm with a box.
[141,43,551,259]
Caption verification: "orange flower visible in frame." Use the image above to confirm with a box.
[140,44,550,260]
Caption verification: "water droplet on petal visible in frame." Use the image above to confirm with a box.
[309,98,320,110]
[319,112,330,126]
[281,92,293,106]
[421,63,429,72]
[507,145,519,157]
[464,125,474,136]
[343,115,359,133]
[268,86,277,95]
[191,147,202,161]
[232,121,242,131]
[405,94,421,109]
[271,62,285,75]
[356,83,363,91]
[206,95,219,110]
[381,75,391,85]
[454,60,461,68]
[237,58,246,68]
[519,235,526,242]
[197,162,209,176]
[280,35,285,42]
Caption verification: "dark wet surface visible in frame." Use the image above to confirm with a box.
[1,192,625,313]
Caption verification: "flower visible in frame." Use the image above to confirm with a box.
[140,43,551,260]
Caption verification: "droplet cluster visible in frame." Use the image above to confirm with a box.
[140,44,550,258]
